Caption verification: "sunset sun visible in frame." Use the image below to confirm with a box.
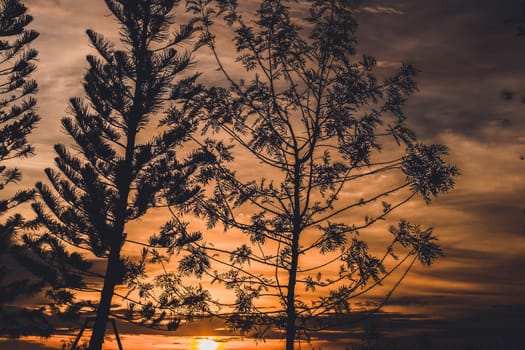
[191,337,225,350]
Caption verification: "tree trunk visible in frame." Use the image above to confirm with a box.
[88,246,121,350]
[285,236,299,350]
[286,162,302,350]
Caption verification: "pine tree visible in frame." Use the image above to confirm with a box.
[0,0,45,338]
[171,1,460,349]
[24,1,211,348]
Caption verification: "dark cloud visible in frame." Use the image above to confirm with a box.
[0,339,53,350]
[438,191,525,236]
[414,249,525,293]
[355,0,525,140]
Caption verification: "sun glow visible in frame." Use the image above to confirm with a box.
[191,337,225,350]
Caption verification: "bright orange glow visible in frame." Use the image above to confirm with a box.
[191,337,226,350]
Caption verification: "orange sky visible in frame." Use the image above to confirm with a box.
[3,0,525,348]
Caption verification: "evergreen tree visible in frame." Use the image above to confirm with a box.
[0,0,45,338]
[24,1,211,348]
[162,1,461,349]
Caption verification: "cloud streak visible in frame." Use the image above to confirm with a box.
[359,6,404,15]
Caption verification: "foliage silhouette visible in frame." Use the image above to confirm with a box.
[22,0,214,348]
[0,0,46,338]
[152,0,460,349]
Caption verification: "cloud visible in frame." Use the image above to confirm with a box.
[359,6,405,15]
[376,60,403,68]
[354,0,525,141]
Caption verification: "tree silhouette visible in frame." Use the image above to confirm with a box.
[22,1,212,348]
[160,0,460,348]
[0,0,45,338]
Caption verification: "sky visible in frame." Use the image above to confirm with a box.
[2,0,525,348]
